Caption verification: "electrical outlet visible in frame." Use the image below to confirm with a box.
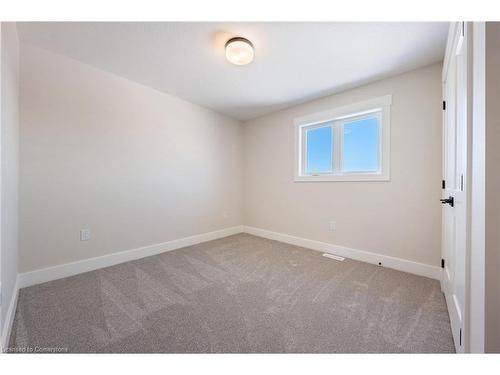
[329,221,336,231]
[80,229,91,241]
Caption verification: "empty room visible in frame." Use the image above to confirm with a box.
[1,4,500,367]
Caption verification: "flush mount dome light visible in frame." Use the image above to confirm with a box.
[225,37,254,65]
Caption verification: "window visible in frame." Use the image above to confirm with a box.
[306,125,333,174]
[295,95,391,181]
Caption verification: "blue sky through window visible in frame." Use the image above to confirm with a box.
[342,117,379,172]
[304,116,379,175]
[306,125,332,173]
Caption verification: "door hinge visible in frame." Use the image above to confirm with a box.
[460,328,462,346]
[443,100,446,110]
[441,259,445,268]
[442,180,446,189]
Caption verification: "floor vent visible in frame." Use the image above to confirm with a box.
[322,253,345,261]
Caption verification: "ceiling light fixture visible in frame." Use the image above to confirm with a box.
[225,37,254,66]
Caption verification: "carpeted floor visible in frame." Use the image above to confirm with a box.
[8,233,455,353]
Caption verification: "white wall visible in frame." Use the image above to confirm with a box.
[19,44,243,273]
[18,46,443,279]
[485,22,500,353]
[0,23,20,336]
[243,63,443,267]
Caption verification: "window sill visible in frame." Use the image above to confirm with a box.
[294,173,390,182]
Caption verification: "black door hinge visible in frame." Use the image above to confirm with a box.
[442,180,446,189]
[460,328,462,346]
[441,259,445,268]
[443,101,446,110]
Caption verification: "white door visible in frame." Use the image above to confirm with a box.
[442,22,468,353]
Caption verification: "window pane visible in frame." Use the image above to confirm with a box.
[342,116,379,172]
[306,125,332,174]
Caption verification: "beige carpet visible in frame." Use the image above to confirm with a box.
[8,233,455,353]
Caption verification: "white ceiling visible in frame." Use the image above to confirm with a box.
[17,22,448,121]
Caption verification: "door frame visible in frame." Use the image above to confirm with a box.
[441,21,486,353]
[469,22,486,353]
[0,22,3,350]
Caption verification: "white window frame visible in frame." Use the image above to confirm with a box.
[294,95,392,182]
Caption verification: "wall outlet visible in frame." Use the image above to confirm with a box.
[80,229,91,241]
[329,221,336,231]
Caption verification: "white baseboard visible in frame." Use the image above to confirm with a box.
[0,276,20,352]
[16,223,440,294]
[243,226,441,280]
[18,226,244,289]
